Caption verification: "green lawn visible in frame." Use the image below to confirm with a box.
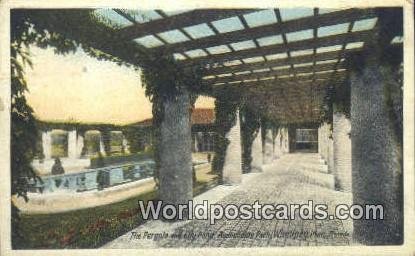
[15,176,218,249]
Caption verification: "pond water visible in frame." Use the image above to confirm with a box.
[28,160,208,194]
[28,160,156,194]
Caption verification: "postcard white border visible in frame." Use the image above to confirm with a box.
[0,1,413,255]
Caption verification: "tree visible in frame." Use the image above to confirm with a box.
[10,9,141,247]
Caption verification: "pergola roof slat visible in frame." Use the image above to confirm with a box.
[118,9,258,40]
[154,8,375,55]
[182,30,372,66]
[203,48,357,76]
[208,62,344,84]
[211,72,346,87]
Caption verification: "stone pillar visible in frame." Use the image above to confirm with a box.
[122,136,130,154]
[333,112,352,192]
[263,128,273,164]
[193,133,199,152]
[273,128,282,159]
[251,128,263,172]
[222,110,242,185]
[318,126,322,157]
[99,135,106,156]
[350,57,403,245]
[320,123,330,164]
[42,131,52,160]
[76,134,84,158]
[67,130,77,159]
[158,89,193,205]
[284,128,289,153]
[279,128,285,153]
[327,134,334,174]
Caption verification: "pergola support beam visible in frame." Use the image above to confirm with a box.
[350,53,403,245]
[157,88,193,206]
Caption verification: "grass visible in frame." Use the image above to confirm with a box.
[15,167,218,249]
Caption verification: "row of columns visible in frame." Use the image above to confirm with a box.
[315,55,403,244]
[318,115,352,192]
[223,120,291,183]
[40,129,129,160]
[318,123,334,174]
[156,52,402,245]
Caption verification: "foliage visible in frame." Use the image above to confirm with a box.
[122,126,153,153]
[240,105,261,173]
[90,152,153,168]
[140,53,205,190]
[10,9,148,247]
[10,14,40,247]
[16,191,156,249]
[14,176,215,249]
[211,89,241,181]
[10,9,208,248]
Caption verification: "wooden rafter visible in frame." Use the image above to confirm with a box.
[181,30,374,66]
[151,8,375,55]
[207,62,345,84]
[118,9,258,40]
[202,48,358,76]
[207,70,346,86]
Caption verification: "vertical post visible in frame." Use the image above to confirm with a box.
[67,130,77,159]
[274,128,281,159]
[122,135,130,154]
[158,88,193,205]
[76,134,84,158]
[327,130,334,174]
[350,55,403,245]
[333,112,352,192]
[99,133,106,156]
[42,131,52,160]
[222,109,242,185]
[317,125,323,157]
[263,128,273,164]
[251,128,263,172]
[193,133,198,152]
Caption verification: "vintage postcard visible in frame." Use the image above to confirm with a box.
[0,0,414,255]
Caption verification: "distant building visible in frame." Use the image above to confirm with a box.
[33,108,216,169]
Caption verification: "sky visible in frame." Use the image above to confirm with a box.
[24,46,215,125]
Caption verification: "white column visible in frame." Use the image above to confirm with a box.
[251,128,263,172]
[122,136,130,154]
[67,130,77,159]
[193,133,198,152]
[222,110,242,185]
[275,128,283,158]
[263,128,273,164]
[282,128,289,153]
[76,134,84,158]
[42,131,52,160]
[99,133,106,156]
[327,133,334,174]
[333,112,352,192]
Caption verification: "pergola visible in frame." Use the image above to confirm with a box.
[17,7,403,245]
[92,8,402,124]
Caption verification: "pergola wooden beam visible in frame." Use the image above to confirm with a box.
[181,30,374,66]
[118,9,258,40]
[207,62,345,84]
[211,73,345,89]
[153,8,375,55]
[203,48,359,76]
